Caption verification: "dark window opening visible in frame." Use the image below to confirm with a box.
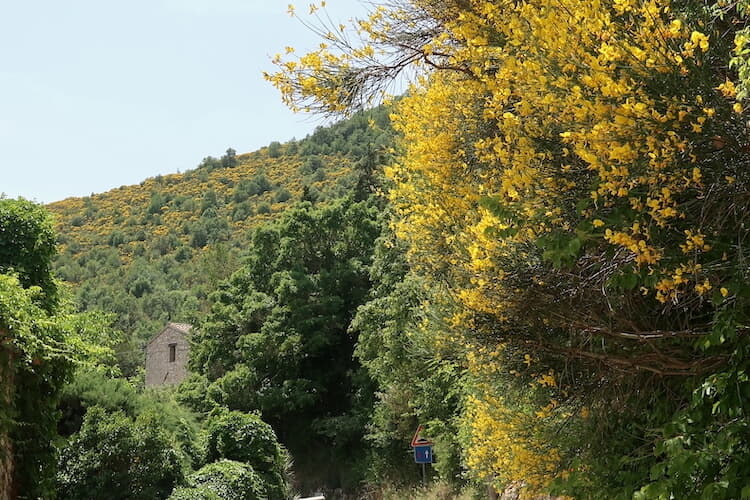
[169,343,176,363]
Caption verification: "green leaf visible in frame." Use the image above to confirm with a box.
[650,462,666,480]
[712,289,725,306]
[567,237,581,255]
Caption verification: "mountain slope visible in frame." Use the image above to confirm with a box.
[47,107,394,374]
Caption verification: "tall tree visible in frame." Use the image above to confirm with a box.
[0,198,58,309]
[0,199,114,498]
[189,198,381,490]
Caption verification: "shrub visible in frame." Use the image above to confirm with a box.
[274,188,292,203]
[256,202,272,214]
[168,487,221,500]
[57,406,186,500]
[267,141,282,158]
[170,460,266,500]
[205,411,290,499]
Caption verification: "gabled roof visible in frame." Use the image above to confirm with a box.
[168,322,193,334]
[146,322,193,347]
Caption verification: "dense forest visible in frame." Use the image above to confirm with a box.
[47,107,393,378]
[4,0,750,499]
[1,105,404,499]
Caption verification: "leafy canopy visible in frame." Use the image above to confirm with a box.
[269,0,750,496]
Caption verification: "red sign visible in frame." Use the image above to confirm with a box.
[410,425,433,447]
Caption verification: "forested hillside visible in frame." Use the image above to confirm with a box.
[0,107,404,499]
[6,0,750,498]
[47,107,393,375]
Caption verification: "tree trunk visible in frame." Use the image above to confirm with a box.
[488,483,499,500]
[0,433,12,500]
[0,329,15,500]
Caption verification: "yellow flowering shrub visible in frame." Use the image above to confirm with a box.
[463,391,561,495]
[461,345,564,495]
[270,0,746,316]
[270,0,750,493]
[48,152,353,262]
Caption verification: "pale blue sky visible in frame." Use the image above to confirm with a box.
[0,0,367,203]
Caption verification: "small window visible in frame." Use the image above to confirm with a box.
[168,343,177,363]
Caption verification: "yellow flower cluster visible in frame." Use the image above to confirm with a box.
[461,346,564,493]
[463,390,561,495]
[48,152,353,266]
[269,0,748,489]
[381,0,736,313]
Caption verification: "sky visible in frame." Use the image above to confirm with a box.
[0,0,369,203]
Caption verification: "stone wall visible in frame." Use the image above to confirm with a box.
[145,324,190,387]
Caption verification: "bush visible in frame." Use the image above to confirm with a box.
[170,460,266,500]
[57,406,186,500]
[232,201,254,221]
[108,230,127,247]
[59,370,204,466]
[205,411,290,499]
[274,188,292,203]
[191,228,208,249]
[301,155,323,173]
[267,141,282,158]
[256,202,272,214]
[169,487,221,500]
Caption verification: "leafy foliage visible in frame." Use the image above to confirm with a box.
[170,460,265,500]
[46,107,394,378]
[0,198,58,309]
[351,224,465,485]
[204,411,289,500]
[270,0,750,497]
[187,197,381,491]
[56,406,186,500]
[39,108,396,496]
[0,199,116,498]
[56,375,292,498]
[58,370,203,468]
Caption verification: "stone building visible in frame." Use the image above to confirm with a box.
[145,322,192,387]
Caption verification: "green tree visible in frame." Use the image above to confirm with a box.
[274,188,292,203]
[189,198,381,490]
[0,198,58,309]
[200,189,219,214]
[148,192,167,215]
[58,369,203,467]
[221,148,238,168]
[351,224,464,485]
[57,406,186,500]
[267,141,282,158]
[0,199,116,498]
[301,155,323,173]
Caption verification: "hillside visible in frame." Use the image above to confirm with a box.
[47,107,394,374]
[8,1,750,498]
